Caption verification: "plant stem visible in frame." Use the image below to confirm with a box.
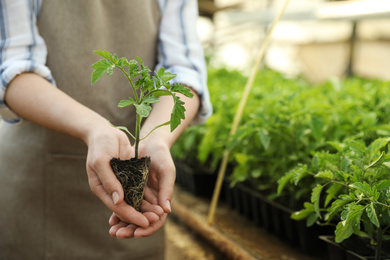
[118,67,139,104]
[374,201,390,209]
[134,114,141,159]
[330,179,350,188]
[118,65,142,159]
[140,121,170,141]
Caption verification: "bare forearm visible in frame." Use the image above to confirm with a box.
[4,73,106,144]
[140,87,200,148]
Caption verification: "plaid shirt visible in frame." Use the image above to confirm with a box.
[0,0,211,125]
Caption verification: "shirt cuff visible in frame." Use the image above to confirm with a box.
[165,66,212,125]
[0,60,55,125]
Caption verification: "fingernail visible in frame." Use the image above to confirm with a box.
[112,191,119,205]
[166,200,171,212]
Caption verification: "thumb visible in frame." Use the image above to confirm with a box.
[86,157,124,206]
[87,164,150,228]
[158,165,175,213]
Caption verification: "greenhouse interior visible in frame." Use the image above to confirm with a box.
[0,0,390,260]
[167,0,390,259]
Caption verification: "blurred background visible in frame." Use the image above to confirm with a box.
[197,0,390,83]
[166,1,390,259]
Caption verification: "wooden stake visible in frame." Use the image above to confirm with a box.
[207,0,291,225]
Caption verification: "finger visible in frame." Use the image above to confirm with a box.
[109,221,128,237]
[143,187,158,205]
[116,224,138,239]
[90,179,149,228]
[117,131,133,160]
[157,165,176,213]
[112,202,150,228]
[141,200,164,216]
[134,214,167,238]
[143,212,159,224]
[87,159,124,205]
[108,212,120,226]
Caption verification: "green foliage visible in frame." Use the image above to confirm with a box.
[173,67,390,201]
[91,50,193,158]
[289,137,390,253]
[172,68,246,169]
[170,66,390,256]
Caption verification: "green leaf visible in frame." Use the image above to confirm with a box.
[334,170,350,182]
[136,74,153,91]
[118,98,135,108]
[347,140,367,157]
[143,96,160,104]
[368,137,390,160]
[117,57,129,68]
[135,103,152,118]
[327,141,346,153]
[365,151,385,170]
[93,50,117,64]
[376,179,390,191]
[151,90,171,97]
[258,128,271,151]
[335,221,353,243]
[277,170,295,195]
[170,95,186,132]
[136,57,151,74]
[171,83,194,98]
[350,165,364,183]
[349,204,365,231]
[291,202,314,221]
[324,183,343,207]
[251,169,262,178]
[311,184,324,218]
[154,67,177,88]
[329,196,354,216]
[306,212,317,227]
[234,153,250,165]
[91,59,114,84]
[293,164,308,185]
[311,116,324,142]
[366,202,380,228]
[340,156,352,171]
[277,164,307,195]
[315,170,334,180]
[350,182,371,195]
[335,205,364,243]
[128,59,139,77]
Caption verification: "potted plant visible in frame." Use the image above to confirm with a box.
[289,137,390,260]
[91,50,193,211]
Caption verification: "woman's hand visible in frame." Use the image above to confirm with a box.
[107,89,199,238]
[108,136,176,238]
[85,119,158,229]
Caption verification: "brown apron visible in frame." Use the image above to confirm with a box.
[0,1,164,259]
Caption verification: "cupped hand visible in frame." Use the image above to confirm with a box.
[84,119,152,229]
[108,137,176,238]
[108,200,167,238]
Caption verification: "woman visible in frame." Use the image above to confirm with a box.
[0,0,211,259]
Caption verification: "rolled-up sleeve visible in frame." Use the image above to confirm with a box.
[156,0,212,125]
[0,0,55,124]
